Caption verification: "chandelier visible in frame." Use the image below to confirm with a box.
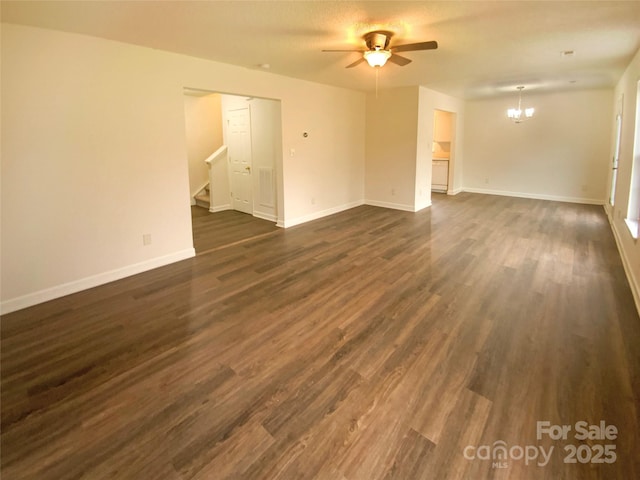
[507,86,535,123]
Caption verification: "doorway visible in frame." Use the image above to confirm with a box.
[432,109,456,194]
[183,89,283,253]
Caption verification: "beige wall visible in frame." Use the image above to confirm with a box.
[183,92,223,199]
[0,23,366,312]
[606,47,640,310]
[463,88,613,203]
[281,86,365,226]
[365,87,420,211]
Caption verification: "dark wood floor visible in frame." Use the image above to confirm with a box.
[191,206,280,254]
[2,193,639,479]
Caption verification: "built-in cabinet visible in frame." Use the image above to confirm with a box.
[434,110,452,143]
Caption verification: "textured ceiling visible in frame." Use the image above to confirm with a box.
[2,1,640,99]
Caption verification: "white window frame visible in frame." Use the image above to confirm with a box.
[625,80,640,239]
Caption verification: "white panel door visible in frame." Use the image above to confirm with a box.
[227,107,253,214]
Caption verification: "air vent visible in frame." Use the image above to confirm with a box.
[259,167,274,207]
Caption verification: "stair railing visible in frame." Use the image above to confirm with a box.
[205,145,228,167]
[204,145,228,212]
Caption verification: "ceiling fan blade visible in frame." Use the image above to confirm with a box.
[346,58,366,68]
[388,54,412,66]
[391,40,438,53]
[322,49,364,52]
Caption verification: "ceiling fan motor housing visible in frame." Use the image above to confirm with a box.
[365,31,393,50]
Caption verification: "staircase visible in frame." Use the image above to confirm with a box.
[194,184,210,210]
[193,145,228,213]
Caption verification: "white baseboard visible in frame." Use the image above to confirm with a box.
[462,187,605,205]
[447,187,463,195]
[414,200,432,212]
[281,198,430,228]
[364,199,417,212]
[209,204,231,213]
[283,200,365,228]
[606,210,640,316]
[253,211,277,222]
[0,248,196,315]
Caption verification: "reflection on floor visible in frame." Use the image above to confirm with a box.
[191,206,280,254]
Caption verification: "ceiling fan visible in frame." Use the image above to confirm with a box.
[322,30,438,68]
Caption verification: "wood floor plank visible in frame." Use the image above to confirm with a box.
[2,194,639,479]
[418,387,493,480]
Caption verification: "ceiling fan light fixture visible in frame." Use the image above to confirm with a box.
[364,49,391,67]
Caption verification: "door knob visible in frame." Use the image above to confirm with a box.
[245,166,251,172]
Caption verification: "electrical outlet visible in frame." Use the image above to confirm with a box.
[484,178,489,184]
[311,197,316,205]
[143,234,152,246]
[391,188,396,196]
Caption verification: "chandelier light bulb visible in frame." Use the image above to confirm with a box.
[507,86,535,123]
